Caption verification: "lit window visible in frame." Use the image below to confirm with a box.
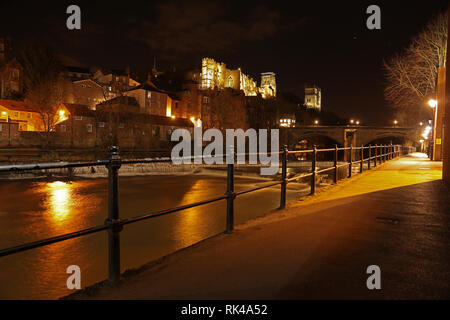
[87,124,93,133]
[147,91,151,99]
[228,76,233,87]
[75,116,83,120]
[98,122,105,128]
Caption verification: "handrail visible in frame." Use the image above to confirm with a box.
[0,143,411,288]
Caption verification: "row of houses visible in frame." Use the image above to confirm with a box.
[0,37,205,148]
[0,99,194,148]
[0,36,276,149]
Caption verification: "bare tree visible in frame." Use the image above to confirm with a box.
[25,77,65,132]
[20,44,67,145]
[383,12,447,124]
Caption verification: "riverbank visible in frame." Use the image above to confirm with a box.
[65,153,450,300]
[0,161,344,182]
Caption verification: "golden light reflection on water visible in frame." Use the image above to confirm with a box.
[174,180,212,246]
[43,181,74,225]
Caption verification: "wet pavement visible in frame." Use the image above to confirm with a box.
[70,153,450,300]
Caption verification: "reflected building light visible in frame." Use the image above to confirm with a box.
[45,181,73,224]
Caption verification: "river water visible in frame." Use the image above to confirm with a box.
[0,174,306,299]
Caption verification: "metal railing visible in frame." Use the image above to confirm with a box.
[0,143,412,287]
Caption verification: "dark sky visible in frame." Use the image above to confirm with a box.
[1,0,449,125]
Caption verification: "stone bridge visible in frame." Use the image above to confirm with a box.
[280,126,419,149]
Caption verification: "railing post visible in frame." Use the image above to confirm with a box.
[280,145,288,209]
[378,144,381,165]
[384,144,387,162]
[106,145,122,286]
[360,145,364,173]
[311,145,317,195]
[226,147,235,234]
[348,145,352,178]
[334,144,338,184]
[368,145,371,170]
[374,144,377,167]
[390,144,393,160]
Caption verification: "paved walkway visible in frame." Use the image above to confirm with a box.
[71,153,450,299]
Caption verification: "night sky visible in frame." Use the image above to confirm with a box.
[1,0,449,125]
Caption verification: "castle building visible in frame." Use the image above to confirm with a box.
[304,85,321,111]
[198,58,276,99]
[260,72,276,99]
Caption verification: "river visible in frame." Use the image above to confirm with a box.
[0,174,307,299]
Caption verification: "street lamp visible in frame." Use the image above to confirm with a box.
[428,99,437,108]
[314,120,319,125]
[355,120,360,125]
[393,119,398,127]
[427,99,437,160]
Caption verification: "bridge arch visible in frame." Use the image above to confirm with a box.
[282,126,420,150]
[364,135,408,146]
[290,133,342,150]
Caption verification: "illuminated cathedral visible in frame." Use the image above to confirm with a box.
[198,58,276,99]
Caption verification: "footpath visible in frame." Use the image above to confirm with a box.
[69,153,450,299]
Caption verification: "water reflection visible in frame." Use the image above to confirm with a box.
[44,181,73,224]
[0,175,300,299]
[175,180,213,246]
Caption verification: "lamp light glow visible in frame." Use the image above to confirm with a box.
[428,99,437,108]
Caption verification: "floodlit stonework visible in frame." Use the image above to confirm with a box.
[305,85,321,111]
[199,58,276,99]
